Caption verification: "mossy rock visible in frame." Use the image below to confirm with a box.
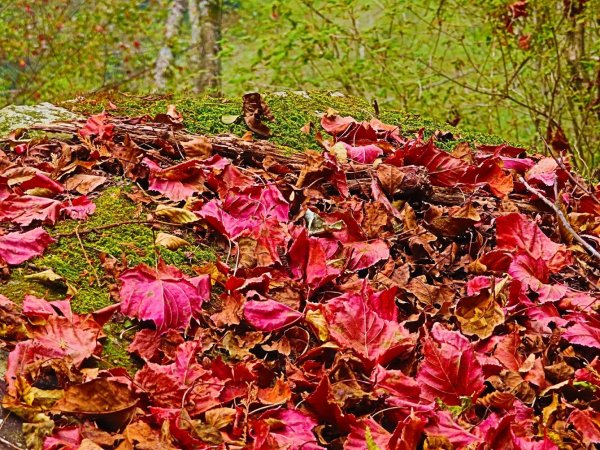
[0,90,511,373]
[62,90,509,151]
[0,102,81,137]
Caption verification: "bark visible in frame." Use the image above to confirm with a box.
[154,0,187,90]
[196,0,222,94]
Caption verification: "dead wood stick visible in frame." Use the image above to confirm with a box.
[519,176,600,263]
[21,121,543,213]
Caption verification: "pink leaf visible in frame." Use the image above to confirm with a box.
[289,230,340,291]
[343,143,383,164]
[79,112,114,141]
[119,261,210,332]
[61,196,96,220]
[223,184,289,221]
[563,315,600,349]
[344,418,391,450]
[19,172,64,194]
[244,299,302,331]
[425,411,480,448]
[145,158,207,202]
[416,323,484,405]
[0,228,54,265]
[0,194,62,225]
[259,409,323,450]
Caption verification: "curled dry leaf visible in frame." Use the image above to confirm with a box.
[242,92,274,137]
[155,232,190,250]
[154,204,198,224]
[53,378,137,431]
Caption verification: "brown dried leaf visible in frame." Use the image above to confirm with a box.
[181,137,212,160]
[64,174,107,195]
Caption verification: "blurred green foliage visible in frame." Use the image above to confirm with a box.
[1,0,598,170]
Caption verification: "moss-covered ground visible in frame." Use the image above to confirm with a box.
[0,183,215,371]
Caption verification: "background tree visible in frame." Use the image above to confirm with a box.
[0,0,598,172]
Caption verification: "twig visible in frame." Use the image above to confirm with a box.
[537,131,600,206]
[0,436,23,450]
[519,176,600,263]
[75,225,102,288]
[53,219,185,238]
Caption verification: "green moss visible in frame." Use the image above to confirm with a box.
[99,322,139,374]
[63,90,515,152]
[0,184,215,313]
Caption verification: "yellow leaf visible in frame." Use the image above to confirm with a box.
[155,232,190,250]
[154,205,198,224]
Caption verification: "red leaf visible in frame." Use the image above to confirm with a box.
[79,112,114,141]
[496,213,572,273]
[289,230,341,291]
[222,184,289,221]
[61,196,96,220]
[322,292,415,366]
[0,228,54,265]
[119,261,210,332]
[244,299,302,331]
[145,158,207,201]
[416,323,484,405]
[344,418,391,450]
[197,199,252,239]
[345,239,390,271]
[134,341,217,411]
[424,411,480,448]
[402,140,469,187]
[19,172,64,194]
[570,409,600,446]
[0,194,62,225]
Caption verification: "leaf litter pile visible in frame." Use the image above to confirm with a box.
[1,94,600,450]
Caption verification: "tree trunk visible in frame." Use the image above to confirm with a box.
[196,0,222,94]
[154,0,187,90]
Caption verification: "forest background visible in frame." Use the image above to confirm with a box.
[1,0,599,173]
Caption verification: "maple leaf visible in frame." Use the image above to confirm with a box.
[79,112,114,141]
[222,184,289,221]
[0,228,54,265]
[569,409,600,446]
[289,230,341,291]
[496,213,572,273]
[344,418,391,450]
[254,409,324,450]
[563,314,600,349]
[197,199,252,239]
[0,194,62,225]
[61,196,96,220]
[416,323,484,405]
[424,411,480,448]
[244,299,302,331]
[322,292,415,366]
[119,261,210,332]
[134,341,211,409]
[18,172,64,194]
[345,239,390,271]
[144,158,207,201]
[402,139,469,187]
